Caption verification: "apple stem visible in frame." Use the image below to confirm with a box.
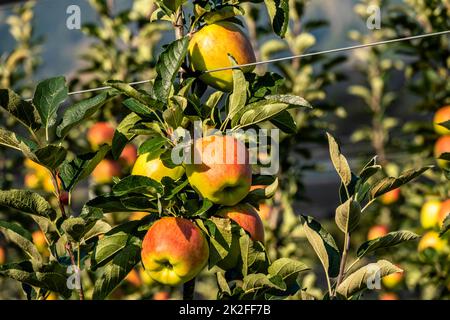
[183,278,196,300]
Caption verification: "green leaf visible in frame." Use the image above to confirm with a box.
[370,166,432,199]
[438,152,450,161]
[57,90,118,138]
[164,96,187,129]
[154,37,189,102]
[264,0,289,38]
[437,120,450,130]
[0,189,56,220]
[0,88,41,131]
[122,98,154,117]
[326,132,352,186]
[34,145,67,170]
[336,260,402,298]
[301,215,340,278]
[335,199,361,234]
[0,127,36,158]
[138,136,166,156]
[242,273,286,293]
[61,217,88,242]
[32,76,68,129]
[83,220,112,241]
[201,217,234,268]
[239,232,268,277]
[204,5,244,24]
[216,272,231,296]
[0,221,41,263]
[228,57,248,125]
[0,261,71,299]
[112,175,163,196]
[59,145,110,191]
[440,214,450,237]
[87,195,158,213]
[106,80,162,110]
[92,244,141,300]
[239,101,289,128]
[265,94,312,108]
[357,231,420,258]
[268,258,309,284]
[270,111,296,133]
[111,113,141,160]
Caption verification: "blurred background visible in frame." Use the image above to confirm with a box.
[0,0,449,300]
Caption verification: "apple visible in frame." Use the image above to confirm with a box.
[382,268,403,289]
[24,173,40,189]
[215,204,264,270]
[119,144,138,168]
[380,188,401,205]
[141,217,209,286]
[258,202,272,221]
[129,211,150,221]
[367,225,389,241]
[138,266,155,286]
[433,105,450,135]
[45,293,59,300]
[0,246,5,264]
[153,291,170,300]
[185,135,252,206]
[24,159,58,192]
[91,159,121,184]
[87,122,115,150]
[438,199,450,227]
[420,200,442,229]
[379,293,399,300]
[132,151,184,183]
[125,268,142,287]
[188,21,256,91]
[32,230,47,253]
[434,135,450,169]
[418,231,446,252]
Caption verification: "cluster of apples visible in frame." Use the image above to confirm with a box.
[139,135,266,286]
[433,105,450,169]
[87,122,138,184]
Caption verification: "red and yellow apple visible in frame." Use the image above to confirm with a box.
[434,135,450,169]
[185,135,252,206]
[380,188,401,205]
[438,199,450,227]
[153,291,170,300]
[91,159,121,184]
[119,144,138,168]
[132,151,184,183]
[433,105,450,135]
[0,246,5,264]
[188,21,256,91]
[379,292,399,300]
[420,200,442,229]
[367,225,389,241]
[87,122,115,150]
[418,231,446,252]
[258,202,272,221]
[141,217,209,286]
[24,159,57,193]
[32,230,47,253]
[382,268,403,289]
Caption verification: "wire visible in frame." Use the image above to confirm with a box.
[23,30,450,101]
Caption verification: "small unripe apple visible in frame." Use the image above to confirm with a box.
[87,122,115,150]
[153,291,170,300]
[418,231,446,252]
[141,217,209,286]
[367,225,389,241]
[382,268,403,289]
[434,135,450,169]
[119,144,138,168]
[433,105,450,135]
[32,230,47,253]
[185,135,252,206]
[91,159,121,184]
[420,200,442,229]
[132,151,184,183]
[379,292,399,300]
[188,21,256,92]
[0,246,5,264]
[380,188,401,205]
[438,199,450,227]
